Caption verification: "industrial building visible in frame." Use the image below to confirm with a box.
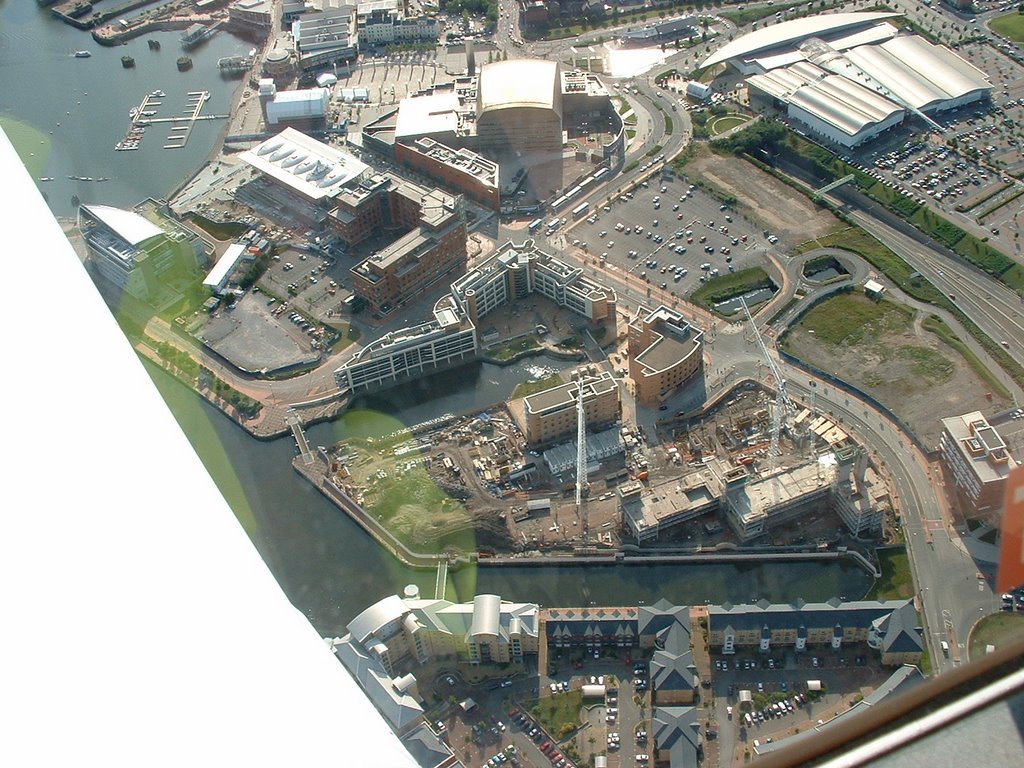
[705,12,991,146]
[627,306,705,407]
[620,15,698,47]
[939,411,1018,515]
[257,81,330,129]
[522,371,621,448]
[78,202,206,301]
[707,598,923,665]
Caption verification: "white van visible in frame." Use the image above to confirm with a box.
[941,640,949,655]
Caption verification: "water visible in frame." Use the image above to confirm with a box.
[4,7,873,636]
[0,3,252,218]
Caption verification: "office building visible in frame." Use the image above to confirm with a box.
[523,371,621,448]
[939,411,1017,515]
[78,201,206,302]
[334,296,476,393]
[627,306,704,407]
[348,187,467,313]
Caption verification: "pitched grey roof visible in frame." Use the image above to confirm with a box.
[709,598,913,635]
[874,600,924,654]
[401,723,454,768]
[653,706,701,768]
[333,635,424,734]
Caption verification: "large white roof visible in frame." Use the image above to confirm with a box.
[701,11,901,68]
[478,59,558,113]
[81,204,163,245]
[748,61,904,137]
[836,36,991,112]
[240,127,369,201]
[395,92,460,140]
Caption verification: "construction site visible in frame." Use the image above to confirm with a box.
[315,322,895,559]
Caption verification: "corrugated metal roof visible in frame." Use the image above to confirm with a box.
[701,11,900,68]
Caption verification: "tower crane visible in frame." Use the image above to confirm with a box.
[741,298,796,477]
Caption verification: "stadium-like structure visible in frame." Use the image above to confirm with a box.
[702,12,991,147]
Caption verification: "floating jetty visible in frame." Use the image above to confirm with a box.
[180,23,216,49]
[217,55,252,74]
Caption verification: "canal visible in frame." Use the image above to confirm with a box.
[144,357,873,637]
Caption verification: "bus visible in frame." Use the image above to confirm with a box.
[571,202,590,219]
[547,217,561,231]
[528,218,543,233]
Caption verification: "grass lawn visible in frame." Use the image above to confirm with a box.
[708,115,749,136]
[326,321,361,354]
[525,690,584,740]
[968,612,1024,660]
[792,292,912,347]
[489,337,539,361]
[511,373,564,400]
[990,12,1024,42]
[865,548,914,600]
[689,266,772,311]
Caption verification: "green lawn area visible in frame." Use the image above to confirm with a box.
[326,321,361,354]
[990,12,1024,42]
[792,292,912,347]
[525,690,584,740]
[968,612,1024,660]
[511,373,564,400]
[707,114,749,136]
[689,266,772,312]
[865,548,914,600]
[488,337,540,361]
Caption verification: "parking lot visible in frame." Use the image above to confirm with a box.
[708,648,892,764]
[553,170,775,303]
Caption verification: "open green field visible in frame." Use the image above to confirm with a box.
[707,114,749,136]
[865,548,914,600]
[781,290,1010,444]
[968,612,1024,660]
[792,292,912,346]
[991,12,1024,42]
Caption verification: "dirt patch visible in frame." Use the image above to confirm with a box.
[782,294,1012,447]
[687,152,836,242]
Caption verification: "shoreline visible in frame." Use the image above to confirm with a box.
[289,421,882,580]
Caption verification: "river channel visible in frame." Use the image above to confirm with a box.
[145,356,872,636]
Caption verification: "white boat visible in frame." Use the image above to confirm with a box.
[74,51,91,58]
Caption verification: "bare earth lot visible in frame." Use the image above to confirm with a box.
[687,152,837,242]
[783,294,1011,447]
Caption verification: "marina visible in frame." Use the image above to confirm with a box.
[116,89,226,151]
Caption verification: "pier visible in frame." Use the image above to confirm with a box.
[118,90,225,151]
[163,91,216,150]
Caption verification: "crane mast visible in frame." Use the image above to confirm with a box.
[741,298,794,476]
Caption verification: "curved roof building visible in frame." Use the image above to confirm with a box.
[701,11,901,68]
[477,59,561,116]
[476,59,563,195]
[80,204,164,246]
